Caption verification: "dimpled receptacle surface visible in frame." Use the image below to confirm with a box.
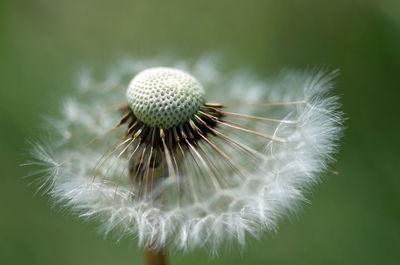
[126,67,205,129]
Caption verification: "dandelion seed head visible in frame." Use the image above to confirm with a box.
[126,67,205,129]
[27,56,343,252]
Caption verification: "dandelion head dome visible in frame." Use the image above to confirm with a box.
[126,67,205,129]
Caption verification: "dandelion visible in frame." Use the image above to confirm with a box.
[27,56,343,263]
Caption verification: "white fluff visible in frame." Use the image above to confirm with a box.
[28,57,343,252]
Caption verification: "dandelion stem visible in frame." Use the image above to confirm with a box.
[145,248,167,265]
[126,129,169,265]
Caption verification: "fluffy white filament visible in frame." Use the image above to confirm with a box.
[28,56,343,252]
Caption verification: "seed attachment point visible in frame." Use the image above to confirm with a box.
[126,67,205,129]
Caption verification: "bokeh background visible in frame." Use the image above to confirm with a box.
[1,0,399,264]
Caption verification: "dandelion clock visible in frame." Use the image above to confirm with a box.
[27,56,343,265]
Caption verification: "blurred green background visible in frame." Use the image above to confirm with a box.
[1,0,399,264]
